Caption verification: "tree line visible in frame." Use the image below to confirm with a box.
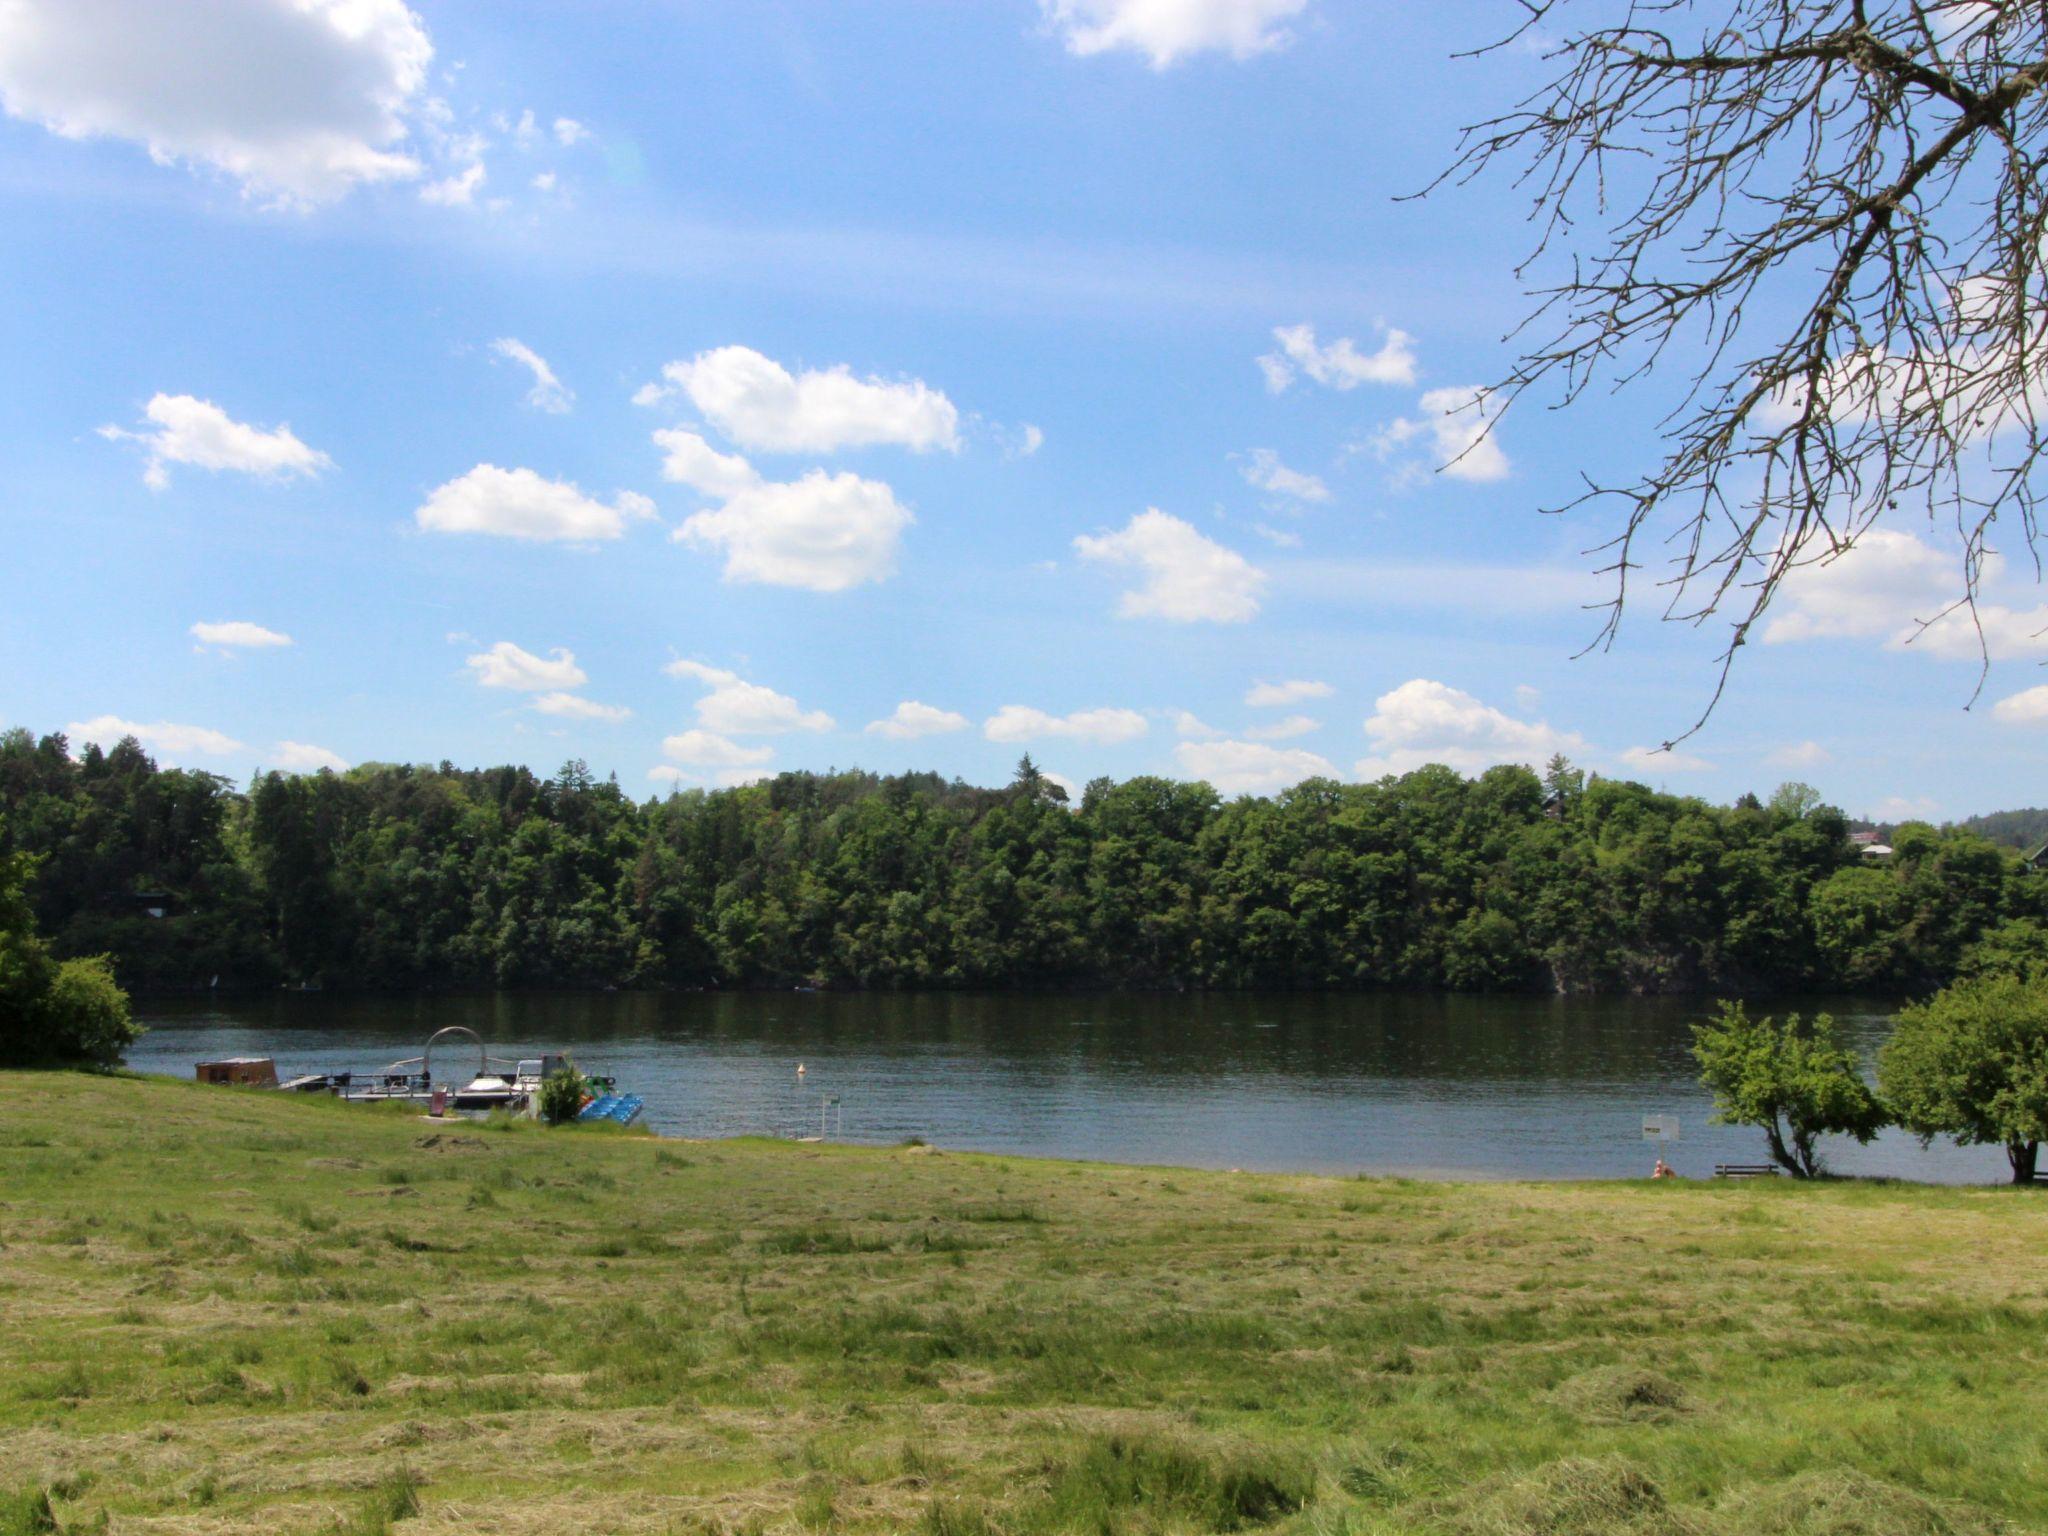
[3,725,2046,998]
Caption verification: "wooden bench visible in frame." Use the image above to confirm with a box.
[1714,1163,1780,1179]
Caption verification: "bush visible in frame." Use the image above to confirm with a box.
[537,1063,590,1126]
[39,957,140,1067]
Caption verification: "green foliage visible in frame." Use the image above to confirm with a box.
[1956,918,2048,983]
[537,1063,590,1126]
[1880,975,2048,1183]
[0,817,138,1066]
[1692,1003,1888,1177]
[5,727,2048,996]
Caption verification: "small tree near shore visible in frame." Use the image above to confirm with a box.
[1880,976,2048,1185]
[1,825,139,1067]
[1692,1003,1888,1178]
[538,1061,591,1126]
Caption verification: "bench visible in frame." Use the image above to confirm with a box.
[1714,1163,1780,1179]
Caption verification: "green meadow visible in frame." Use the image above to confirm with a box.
[1,1072,2043,1535]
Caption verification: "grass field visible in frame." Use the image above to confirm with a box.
[1,1072,2044,1535]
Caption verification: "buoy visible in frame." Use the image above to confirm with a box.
[796,1063,806,1076]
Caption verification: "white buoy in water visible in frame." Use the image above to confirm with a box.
[796,1063,806,1076]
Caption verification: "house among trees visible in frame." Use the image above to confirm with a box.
[2025,843,2048,873]
[1848,831,1893,860]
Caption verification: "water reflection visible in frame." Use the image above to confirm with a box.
[126,991,2007,1184]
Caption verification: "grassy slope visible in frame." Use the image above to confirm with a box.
[0,1074,2044,1536]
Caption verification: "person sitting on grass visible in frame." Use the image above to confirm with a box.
[1652,1158,1677,1179]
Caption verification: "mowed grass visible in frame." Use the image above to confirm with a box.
[0,1074,2045,1535]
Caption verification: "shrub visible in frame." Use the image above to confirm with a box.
[538,1063,591,1126]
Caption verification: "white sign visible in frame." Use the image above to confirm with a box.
[1642,1115,1681,1142]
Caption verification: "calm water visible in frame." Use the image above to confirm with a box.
[127,991,2008,1183]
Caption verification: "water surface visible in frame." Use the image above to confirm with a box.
[127,991,2007,1183]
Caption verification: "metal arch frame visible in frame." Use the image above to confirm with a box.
[424,1025,485,1086]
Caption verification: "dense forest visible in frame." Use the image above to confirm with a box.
[2,725,2043,998]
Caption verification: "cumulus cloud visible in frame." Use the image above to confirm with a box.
[1173,711,1222,740]
[1871,794,1942,821]
[1245,678,1330,708]
[1619,745,1714,775]
[190,620,291,650]
[490,338,572,413]
[1760,528,2048,661]
[67,715,243,757]
[1768,740,1833,769]
[675,470,911,592]
[465,641,586,692]
[1246,714,1318,741]
[1259,323,1416,393]
[419,158,484,206]
[1073,509,1266,623]
[1992,685,2048,725]
[1354,679,1588,779]
[272,740,348,772]
[983,705,1148,745]
[653,429,764,499]
[1043,0,1311,67]
[0,0,433,202]
[1373,386,1511,483]
[665,661,833,735]
[636,345,959,454]
[661,729,775,769]
[101,393,330,489]
[866,701,970,739]
[1176,739,1336,795]
[530,692,630,723]
[416,464,651,542]
[1240,448,1329,503]
[553,116,588,146]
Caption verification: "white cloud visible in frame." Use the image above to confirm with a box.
[465,641,586,693]
[1759,528,2048,661]
[272,740,348,772]
[1173,710,1222,739]
[1354,679,1588,778]
[419,159,484,206]
[676,470,911,592]
[661,729,774,769]
[1240,448,1329,503]
[1872,794,1942,821]
[1246,714,1318,741]
[653,429,763,499]
[101,393,330,489]
[490,338,572,413]
[530,692,630,723]
[665,661,833,734]
[648,765,688,787]
[0,0,432,203]
[1513,684,1541,709]
[1992,685,2048,725]
[1018,424,1045,457]
[1619,745,1714,775]
[1245,678,1330,708]
[1251,522,1301,548]
[1176,739,1337,794]
[190,620,291,650]
[416,464,650,542]
[1043,0,1311,67]
[636,345,960,454]
[1074,509,1266,623]
[530,170,556,192]
[1259,323,1416,392]
[1374,386,1511,483]
[984,705,1148,745]
[553,116,588,146]
[67,715,243,757]
[1767,740,1833,769]
[866,701,970,739]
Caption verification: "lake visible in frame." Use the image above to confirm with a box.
[126,990,2008,1183]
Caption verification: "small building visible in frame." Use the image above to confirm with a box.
[1848,830,1893,859]
[2024,842,2048,872]
[118,890,176,919]
[196,1058,278,1087]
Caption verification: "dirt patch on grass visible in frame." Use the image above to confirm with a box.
[1550,1366,1696,1425]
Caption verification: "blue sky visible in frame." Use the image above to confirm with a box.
[1,0,2041,820]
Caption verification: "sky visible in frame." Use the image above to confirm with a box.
[1,0,2042,821]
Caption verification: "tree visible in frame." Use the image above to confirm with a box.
[0,820,139,1067]
[1692,1002,1889,1176]
[1880,974,2048,1183]
[1441,1,2048,731]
